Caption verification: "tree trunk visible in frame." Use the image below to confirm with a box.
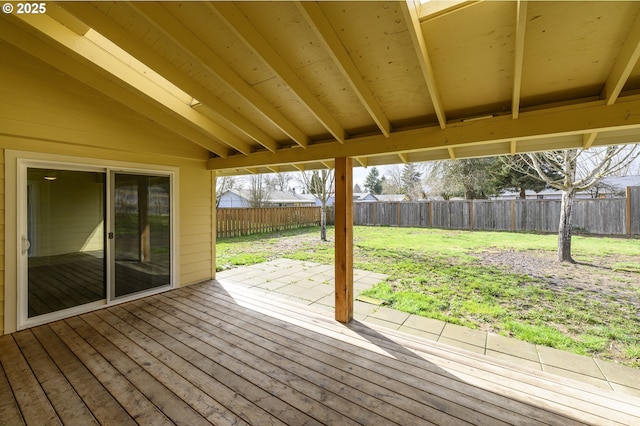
[558,189,576,263]
[320,205,327,241]
[519,187,526,199]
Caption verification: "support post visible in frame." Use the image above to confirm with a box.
[334,157,353,323]
[212,171,217,279]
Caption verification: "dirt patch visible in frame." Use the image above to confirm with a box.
[476,249,640,309]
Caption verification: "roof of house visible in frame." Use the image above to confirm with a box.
[223,189,315,204]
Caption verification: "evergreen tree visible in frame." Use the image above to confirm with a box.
[400,163,423,200]
[363,167,383,194]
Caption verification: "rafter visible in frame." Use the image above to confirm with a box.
[62,3,278,153]
[601,11,640,105]
[297,1,390,138]
[583,132,598,150]
[510,140,518,155]
[400,1,447,129]
[397,153,408,163]
[1,13,231,157]
[210,2,347,144]
[208,98,640,171]
[512,1,528,119]
[448,148,456,160]
[130,2,309,150]
[293,164,305,172]
[266,166,280,173]
[321,160,335,169]
[354,157,368,168]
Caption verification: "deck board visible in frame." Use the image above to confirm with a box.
[1,279,639,425]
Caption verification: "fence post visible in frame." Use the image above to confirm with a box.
[511,200,516,232]
[626,187,632,235]
[469,200,474,230]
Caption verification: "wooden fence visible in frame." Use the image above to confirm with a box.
[353,192,640,236]
[217,207,321,238]
[216,187,640,237]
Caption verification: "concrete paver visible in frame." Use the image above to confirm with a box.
[595,358,640,391]
[216,259,640,398]
[486,333,539,362]
[402,315,445,336]
[440,323,487,348]
[537,345,605,379]
[368,306,411,325]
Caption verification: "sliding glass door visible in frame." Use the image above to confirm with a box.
[21,162,174,326]
[113,173,171,298]
[26,168,106,317]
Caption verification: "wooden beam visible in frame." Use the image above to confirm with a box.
[321,160,334,169]
[266,166,280,173]
[292,164,305,172]
[334,157,353,323]
[602,11,640,105]
[401,1,447,129]
[62,2,278,153]
[211,2,347,143]
[512,1,528,119]
[448,147,456,160]
[0,13,231,158]
[583,132,598,150]
[297,1,391,138]
[132,2,310,149]
[208,98,640,171]
[398,153,408,163]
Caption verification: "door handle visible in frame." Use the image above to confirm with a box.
[21,235,31,255]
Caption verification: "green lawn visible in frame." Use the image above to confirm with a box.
[216,226,640,367]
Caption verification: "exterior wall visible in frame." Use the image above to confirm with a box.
[0,150,5,334]
[1,41,215,334]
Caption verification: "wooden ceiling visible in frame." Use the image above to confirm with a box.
[3,1,640,176]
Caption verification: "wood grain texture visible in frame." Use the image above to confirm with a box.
[1,280,639,425]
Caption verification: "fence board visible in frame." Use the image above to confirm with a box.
[353,195,639,236]
[216,207,321,238]
[629,187,640,235]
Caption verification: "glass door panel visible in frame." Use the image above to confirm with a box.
[26,169,106,317]
[113,173,171,298]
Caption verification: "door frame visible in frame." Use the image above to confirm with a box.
[7,151,179,331]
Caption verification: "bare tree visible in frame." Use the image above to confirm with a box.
[248,174,270,207]
[504,146,640,262]
[266,172,294,192]
[300,169,335,241]
[381,165,404,194]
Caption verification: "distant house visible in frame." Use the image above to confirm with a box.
[372,194,410,202]
[494,175,640,200]
[218,189,317,208]
[353,193,409,202]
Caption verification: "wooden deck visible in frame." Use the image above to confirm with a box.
[1,280,639,425]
